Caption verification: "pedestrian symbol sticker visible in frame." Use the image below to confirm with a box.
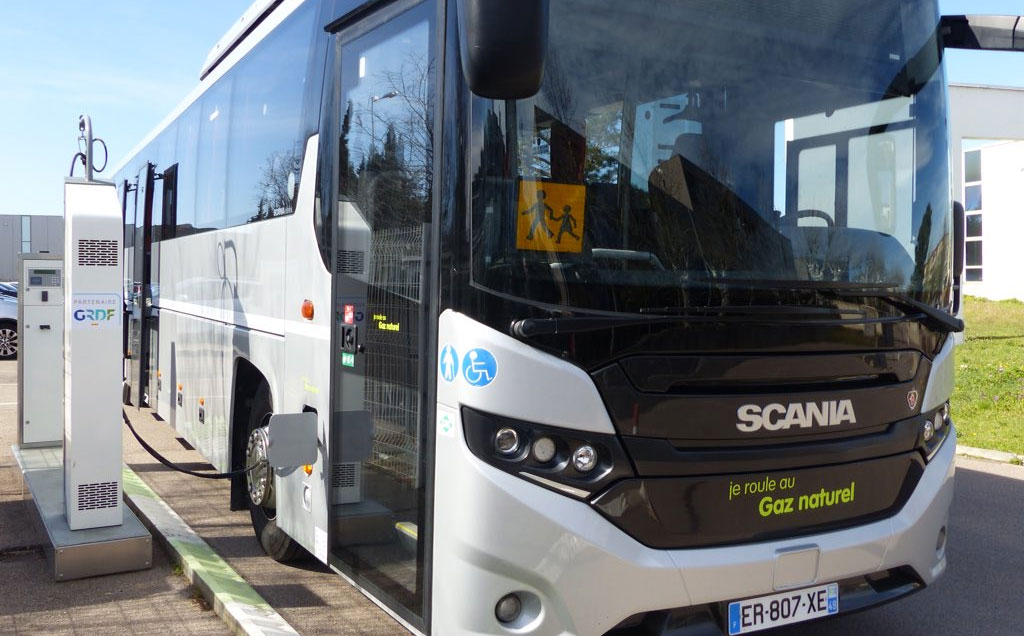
[516,179,586,253]
[440,345,459,383]
[462,348,497,387]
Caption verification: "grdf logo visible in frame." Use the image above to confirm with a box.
[73,309,116,322]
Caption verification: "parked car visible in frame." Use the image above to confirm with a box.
[0,296,16,359]
[0,282,17,299]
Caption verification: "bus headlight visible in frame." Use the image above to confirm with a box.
[461,406,634,500]
[532,436,557,463]
[572,445,598,472]
[923,419,935,442]
[495,593,522,623]
[919,401,952,461]
[494,428,521,455]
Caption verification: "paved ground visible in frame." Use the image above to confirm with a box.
[778,456,1024,636]
[4,356,1024,635]
[119,404,405,636]
[0,361,229,636]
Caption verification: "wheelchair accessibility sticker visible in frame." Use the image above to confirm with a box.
[462,348,497,387]
[440,345,459,383]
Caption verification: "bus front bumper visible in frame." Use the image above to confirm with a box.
[430,423,956,636]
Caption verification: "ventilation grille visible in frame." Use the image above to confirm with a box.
[332,463,356,488]
[337,250,365,275]
[77,481,119,511]
[78,239,119,266]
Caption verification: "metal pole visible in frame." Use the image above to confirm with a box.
[79,115,94,181]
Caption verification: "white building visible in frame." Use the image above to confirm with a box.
[959,140,1024,301]
[950,84,1024,302]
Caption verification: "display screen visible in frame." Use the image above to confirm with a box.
[28,268,61,287]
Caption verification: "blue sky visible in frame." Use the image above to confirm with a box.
[1,0,1023,216]
[0,2,250,216]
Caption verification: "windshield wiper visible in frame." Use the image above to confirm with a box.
[511,307,907,338]
[512,315,683,337]
[639,304,857,317]
[664,280,965,334]
[824,289,964,333]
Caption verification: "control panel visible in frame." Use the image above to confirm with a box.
[29,268,62,288]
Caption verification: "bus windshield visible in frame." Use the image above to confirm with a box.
[469,0,952,315]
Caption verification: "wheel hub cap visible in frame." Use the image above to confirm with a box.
[0,328,16,357]
[246,427,273,508]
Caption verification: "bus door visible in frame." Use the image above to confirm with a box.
[327,0,437,628]
[129,162,156,407]
[120,178,135,375]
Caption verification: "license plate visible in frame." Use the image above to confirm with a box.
[727,582,838,634]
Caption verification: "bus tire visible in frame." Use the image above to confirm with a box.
[246,382,305,562]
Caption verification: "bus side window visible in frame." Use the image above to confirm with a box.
[195,79,232,233]
[175,105,200,237]
[225,4,314,228]
[161,164,178,241]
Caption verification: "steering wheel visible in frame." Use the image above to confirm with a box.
[782,209,835,228]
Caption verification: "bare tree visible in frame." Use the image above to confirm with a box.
[250,146,302,223]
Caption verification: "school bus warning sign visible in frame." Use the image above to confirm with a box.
[516,179,586,253]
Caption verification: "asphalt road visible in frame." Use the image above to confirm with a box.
[776,455,1024,636]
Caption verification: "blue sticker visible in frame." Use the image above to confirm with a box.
[462,348,497,387]
[440,345,459,383]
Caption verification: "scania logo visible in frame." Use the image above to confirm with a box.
[906,389,919,411]
[736,399,857,432]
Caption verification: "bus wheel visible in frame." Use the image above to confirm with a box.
[245,382,304,562]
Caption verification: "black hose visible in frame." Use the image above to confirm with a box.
[93,138,108,173]
[69,152,86,177]
[122,409,262,479]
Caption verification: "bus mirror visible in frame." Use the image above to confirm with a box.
[940,15,1024,51]
[267,411,318,469]
[457,0,549,99]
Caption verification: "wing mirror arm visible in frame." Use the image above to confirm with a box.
[940,15,1024,51]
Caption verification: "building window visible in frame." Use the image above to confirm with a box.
[21,215,31,253]
[964,184,982,211]
[963,149,982,282]
[965,148,982,183]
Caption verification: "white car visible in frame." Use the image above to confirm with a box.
[0,296,17,360]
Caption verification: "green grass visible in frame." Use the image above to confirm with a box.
[952,296,1024,455]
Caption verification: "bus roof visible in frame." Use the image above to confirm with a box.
[201,0,281,80]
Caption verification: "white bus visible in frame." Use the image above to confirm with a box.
[114,1,1018,633]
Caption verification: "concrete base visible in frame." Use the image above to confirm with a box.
[13,444,152,581]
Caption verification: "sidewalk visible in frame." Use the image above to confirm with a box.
[119,404,405,636]
[0,361,229,636]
